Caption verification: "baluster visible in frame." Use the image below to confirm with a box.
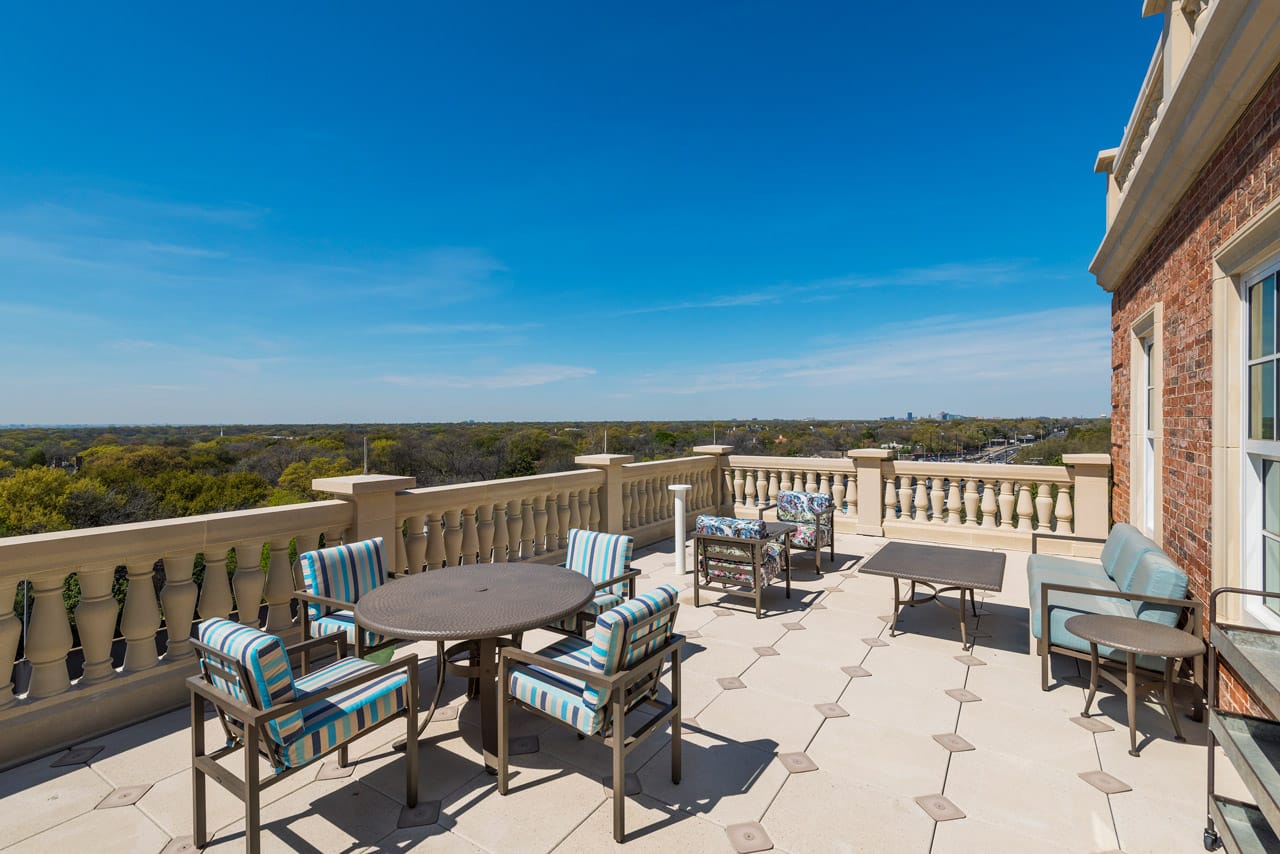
[26,573,72,698]
[461,506,480,564]
[743,469,757,509]
[76,564,120,681]
[662,476,673,520]
[568,489,583,530]
[492,503,510,562]
[0,579,20,706]
[1016,483,1035,531]
[160,554,200,658]
[767,471,780,507]
[477,504,496,563]
[545,494,560,552]
[981,482,999,528]
[556,491,571,544]
[998,481,1016,529]
[752,470,766,508]
[1055,485,1075,534]
[898,476,913,522]
[1035,482,1053,531]
[947,480,963,526]
[620,483,632,530]
[263,537,295,634]
[964,479,981,526]
[914,478,929,522]
[805,470,819,493]
[442,510,463,565]
[506,500,524,559]
[819,472,831,498]
[198,548,233,620]
[425,512,447,569]
[832,474,847,515]
[122,558,162,671]
[394,524,408,575]
[405,514,427,572]
[588,488,601,530]
[233,541,266,627]
[728,468,741,507]
[884,477,898,522]
[520,498,536,558]
[645,478,656,523]
[930,477,945,524]
[531,496,548,556]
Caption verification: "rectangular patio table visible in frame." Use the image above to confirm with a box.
[858,542,1006,650]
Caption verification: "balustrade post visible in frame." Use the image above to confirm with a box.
[232,541,266,627]
[405,514,428,572]
[76,564,120,681]
[160,553,200,658]
[198,548,233,620]
[914,478,929,523]
[588,488,601,529]
[1054,484,1075,534]
[998,482,1016,529]
[531,496,548,555]
[805,470,819,493]
[981,483,999,529]
[544,495,560,553]
[884,477,898,522]
[520,498,536,557]
[26,573,72,699]
[743,469,758,511]
[1063,454,1112,539]
[1035,483,1054,531]
[964,479,980,526]
[461,507,481,564]
[492,504,510,562]
[575,454,635,534]
[767,471,779,506]
[900,476,914,522]
[0,579,19,707]
[313,473,414,559]
[847,450,893,534]
[832,474,847,517]
[947,480,963,526]
[122,558,163,671]
[692,445,734,514]
[263,538,294,634]
[477,505,496,563]
[929,477,945,524]
[426,512,447,569]
[1016,483,1035,531]
[556,491,571,545]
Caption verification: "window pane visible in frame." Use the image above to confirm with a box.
[1252,362,1276,439]
[1267,536,1280,615]
[1253,282,1265,359]
[1270,275,1278,358]
[1267,461,1280,535]
[1147,384,1155,431]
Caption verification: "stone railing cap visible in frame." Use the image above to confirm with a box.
[574,453,635,466]
[312,474,417,495]
[1062,453,1112,466]
[847,449,895,460]
[691,444,734,454]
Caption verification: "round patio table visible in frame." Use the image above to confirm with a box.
[355,563,594,772]
[1066,613,1205,757]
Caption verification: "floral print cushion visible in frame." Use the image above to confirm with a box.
[776,491,833,524]
[695,515,767,539]
[701,541,785,586]
[789,523,832,549]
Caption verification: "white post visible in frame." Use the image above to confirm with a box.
[669,484,692,576]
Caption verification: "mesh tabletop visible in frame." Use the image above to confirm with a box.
[354,563,596,642]
[1065,614,1205,658]
[858,541,1006,592]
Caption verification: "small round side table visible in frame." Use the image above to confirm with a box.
[1065,613,1205,757]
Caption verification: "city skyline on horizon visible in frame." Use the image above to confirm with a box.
[0,4,1158,424]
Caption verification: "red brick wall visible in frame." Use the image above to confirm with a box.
[1110,62,1280,713]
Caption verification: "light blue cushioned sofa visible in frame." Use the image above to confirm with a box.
[1028,522,1203,697]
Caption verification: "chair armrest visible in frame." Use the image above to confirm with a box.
[501,645,613,690]
[286,632,349,660]
[594,569,641,592]
[187,675,269,724]
[294,589,356,613]
[274,653,420,715]
[1040,582,1203,638]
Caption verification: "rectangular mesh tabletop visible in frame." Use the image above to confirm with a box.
[859,542,1006,591]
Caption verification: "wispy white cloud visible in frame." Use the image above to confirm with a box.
[380,363,596,389]
[379,321,540,335]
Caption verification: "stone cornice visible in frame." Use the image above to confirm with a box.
[1091,1,1280,292]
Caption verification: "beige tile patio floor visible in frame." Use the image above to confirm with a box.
[0,534,1237,853]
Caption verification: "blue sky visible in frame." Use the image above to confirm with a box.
[0,3,1160,424]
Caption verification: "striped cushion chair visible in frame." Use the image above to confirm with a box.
[499,584,684,843]
[190,618,418,854]
[775,490,836,572]
[692,515,791,618]
[296,537,396,666]
[548,529,639,635]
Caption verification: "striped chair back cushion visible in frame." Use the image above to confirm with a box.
[776,490,832,523]
[297,537,388,621]
[565,529,634,592]
[584,584,680,710]
[196,618,304,745]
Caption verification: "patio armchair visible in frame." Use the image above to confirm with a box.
[693,515,791,618]
[295,537,399,670]
[498,584,684,843]
[775,489,836,573]
[547,528,640,636]
[189,617,418,854]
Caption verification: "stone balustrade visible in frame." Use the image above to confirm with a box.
[0,446,1109,770]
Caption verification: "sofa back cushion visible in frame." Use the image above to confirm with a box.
[1101,524,1160,591]
[1124,551,1189,628]
[696,515,766,539]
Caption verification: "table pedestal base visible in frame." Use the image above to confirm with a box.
[1081,645,1187,757]
[889,579,982,650]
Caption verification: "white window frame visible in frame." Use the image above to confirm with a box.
[1142,337,1157,535]
[1242,258,1280,630]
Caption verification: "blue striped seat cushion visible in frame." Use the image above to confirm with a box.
[565,529,634,597]
[197,618,304,746]
[549,591,625,631]
[282,657,409,767]
[508,635,604,735]
[297,538,388,622]
[306,610,387,651]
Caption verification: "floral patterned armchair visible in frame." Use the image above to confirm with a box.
[692,515,791,618]
[776,490,836,573]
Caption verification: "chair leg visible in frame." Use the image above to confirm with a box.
[191,693,207,849]
[1041,644,1050,692]
[612,696,627,843]
[671,648,682,785]
[406,659,419,808]
[497,656,510,796]
[244,726,261,854]
[338,745,349,768]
